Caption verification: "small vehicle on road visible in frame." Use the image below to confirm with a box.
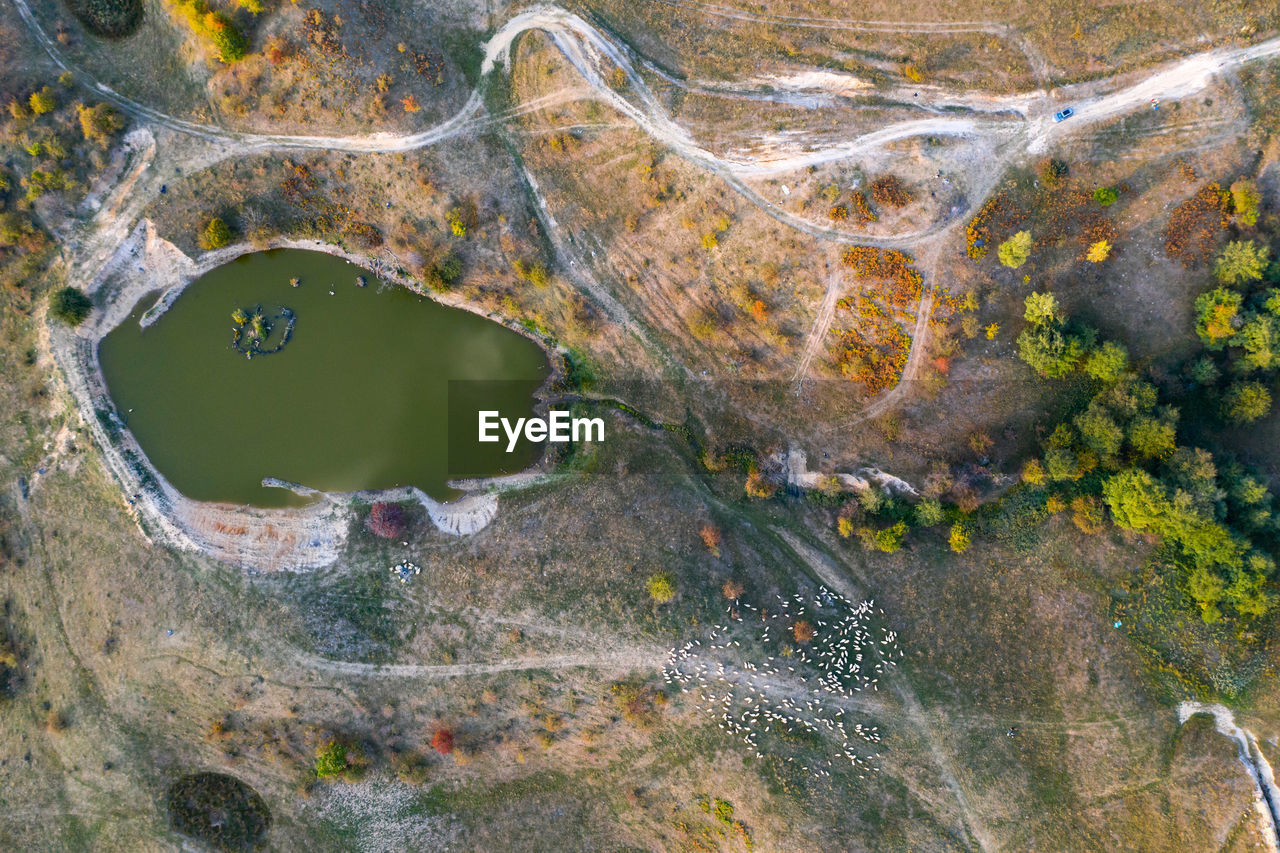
[1053,107,1075,122]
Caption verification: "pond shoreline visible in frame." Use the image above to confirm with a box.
[50,219,563,572]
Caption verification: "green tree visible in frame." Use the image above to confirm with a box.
[207,14,248,63]
[1023,291,1060,325]
[873,521,908,553]
[646,572,676,604]
[49,287,92,326]
[1044,424,1086,482]
[914,497,944,527]
[1194,287,1242,349]
[1187,565,1225,623]
[998,230,1032,269]
[1127,413,1177,460]
[1224,553,1275,618]
[1092,186,1119,206]
[1074,402,1124,461]
[1017,323,1087,378]
[1018,293,1092,379]
[1233,313,1280,372]
[1220,380,1272,425]
[315,741,349,780]
[1188,356,1221,386]
[199,217,232,251]
[1214,240,1270,285]
[1083,341,1129,383]
[1102,469,1179,534]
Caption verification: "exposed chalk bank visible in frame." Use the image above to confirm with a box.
[1179,701,1280,851]
[781,449,920,498]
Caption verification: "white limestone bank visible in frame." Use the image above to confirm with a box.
[1179,702,1280,851]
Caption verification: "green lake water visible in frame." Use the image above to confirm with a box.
[99,249,549,507]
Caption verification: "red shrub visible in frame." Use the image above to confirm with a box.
[367,503,406,539]
[431,729,454,755]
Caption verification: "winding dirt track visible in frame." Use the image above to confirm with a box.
[21,0,1280,415]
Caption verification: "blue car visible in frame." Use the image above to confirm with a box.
[1053,107,1075,122]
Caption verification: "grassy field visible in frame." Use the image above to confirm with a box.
[4,0,1280,849]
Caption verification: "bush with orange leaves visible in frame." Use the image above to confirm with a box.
[965,195,1008,259]
[745,469,776,498]
[792,620,815,644]
[841,247,923,309]
[849,192,877,225]
[831,295,910,394]
[871,175,912,208]
[699,524,722,557]
[1163,184,1229,266]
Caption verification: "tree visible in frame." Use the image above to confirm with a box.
[744,470,776,498]
[1083,341,1128,382]
[1102,469,1170,533]
[1233,313,1280,373]
[1193,287,1242,349]
[430,729,454,755]
[721,579,744,601]
[948,523,971,553]
[77,103,125,146]
[1024,291,1060,325]
[1092,186,1119,206]
[1127,413,1177,460]
[1214,240,1270,285]
[1188,356,1220,386]
[914,497,944,526]
[1018,322,1087,378]
[49,287,92,326]
[314,741,349,780]
[1188,564,1225,623]
[1220,381,1272,425]
[1022,459,1046,485]
[792,620,815,644]
[1086,239,1112,263]
[873,521,908,553]
[998,230,1032,269]
[199,217,232,251]
[238,0,264,12]
[1074,403,1124,460]
[367,503,406,539]
[206,14,248,63]
[1017,292,1092,378]
[1230,179,1260,227]
[646,572,676,604]
[28,86,55,115]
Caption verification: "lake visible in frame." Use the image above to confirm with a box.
[99,249,549,507]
